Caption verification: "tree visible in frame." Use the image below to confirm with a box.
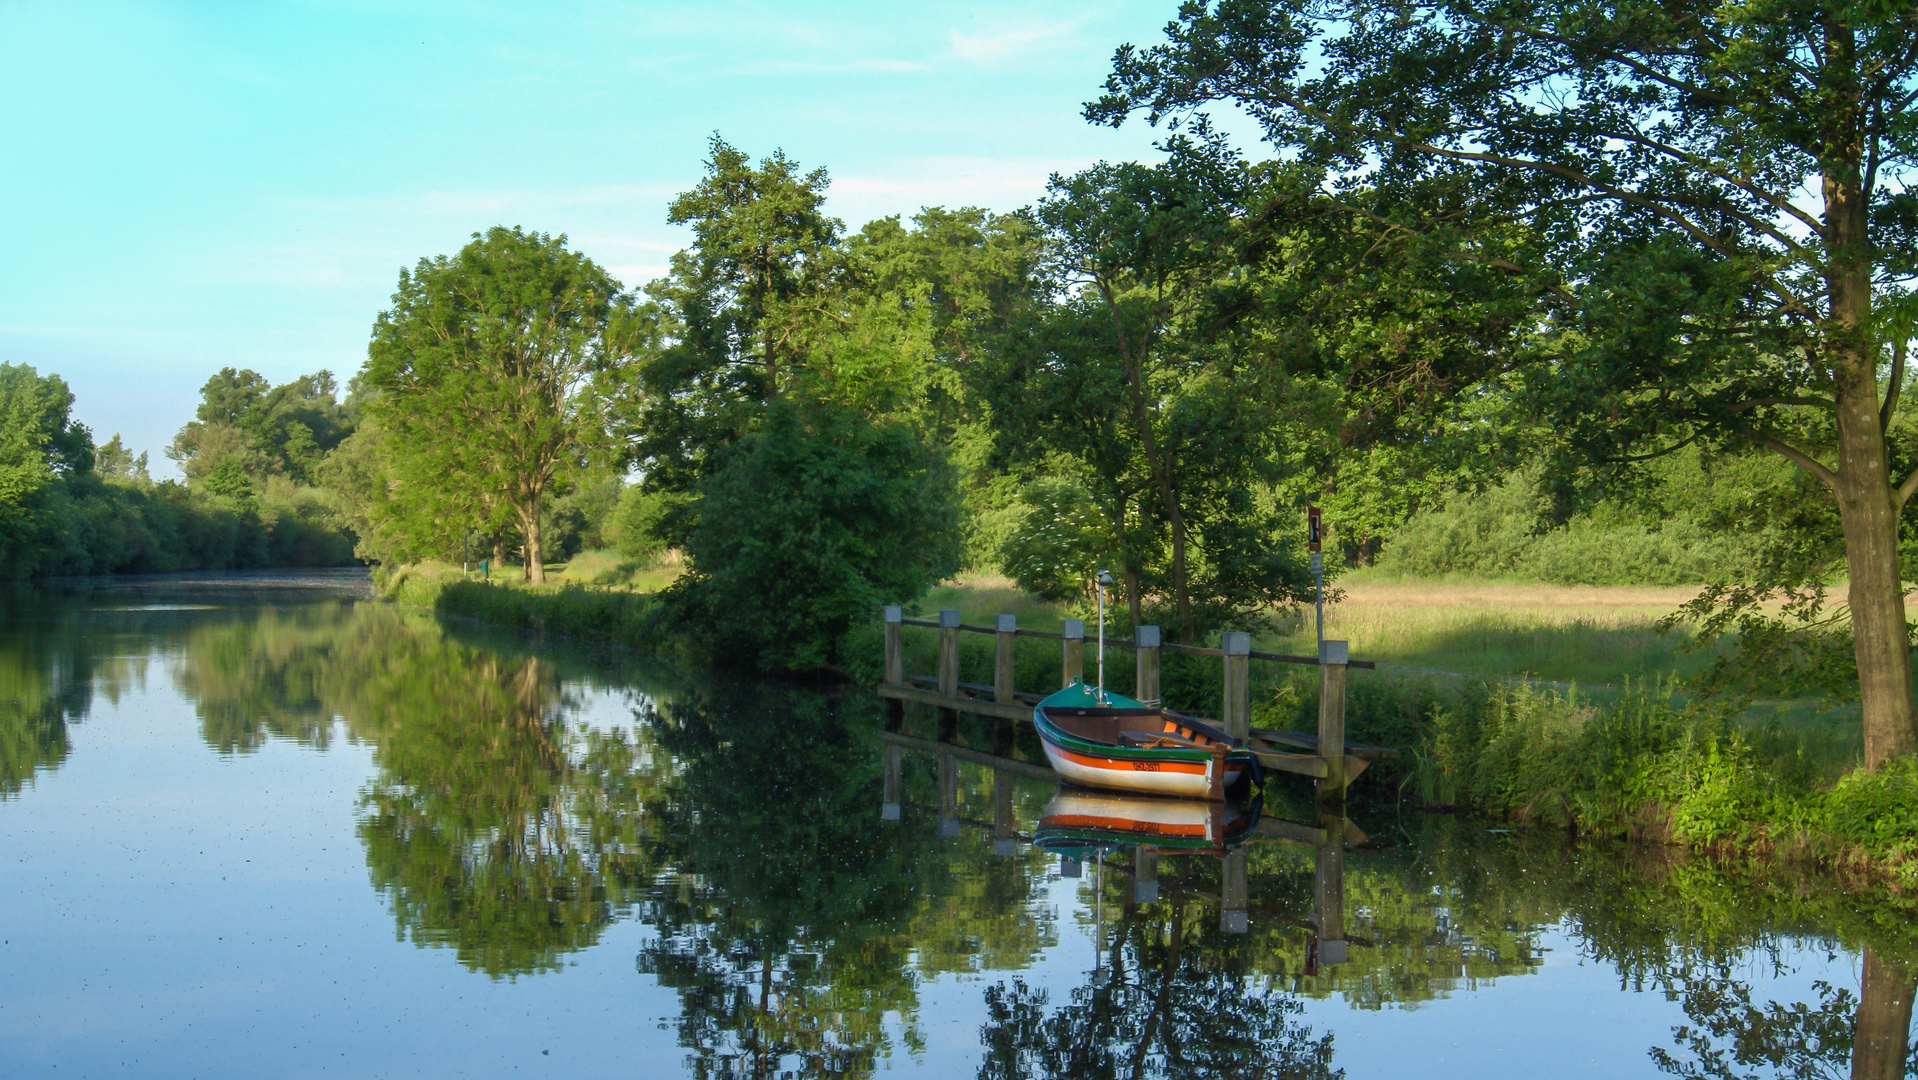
[0,363,90,512]
[633,136,844,494]
[665,396,963,672]
[1092,1,1918,764]
[363,226,630,582]
[169,368,353,486]
[987,138,1314,642]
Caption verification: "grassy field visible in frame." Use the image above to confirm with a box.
[905,570,1867,776]
[917,573,1711,686]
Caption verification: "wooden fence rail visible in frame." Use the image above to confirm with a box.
[876,606,1392,800]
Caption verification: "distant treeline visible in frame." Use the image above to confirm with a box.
[0,363,356,577]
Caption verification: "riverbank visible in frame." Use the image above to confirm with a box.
[379,564,1918,886]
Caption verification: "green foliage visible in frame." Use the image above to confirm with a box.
[997,480,1116,603]
[1378,457,1767,586]
[607,484,685,562]
[665,399,963,672]
[0,362,355,578]
[362,226,631,580]
[168,368,353,485]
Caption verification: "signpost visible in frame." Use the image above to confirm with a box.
[1308,506,1324,656]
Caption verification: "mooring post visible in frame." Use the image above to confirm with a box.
[1061,619,1085,687]
[1135,624,1161,705]
[1132,849,1159,904]
[938,609,961,733]
[992,768,1015,857]
[937,751,959,838]
[1315,808,1347,965]
[1221,849,1249,934]
[994,614,1017,703]
[881,743,902,821]
[1222,631,1251,739]
[1318,639,1349,801]
[883,605,905,728]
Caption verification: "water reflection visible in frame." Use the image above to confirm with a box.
[1,579,1915,1077]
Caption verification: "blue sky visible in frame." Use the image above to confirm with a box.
[0,0,1193,473]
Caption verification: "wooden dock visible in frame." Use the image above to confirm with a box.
[876,606,1397,800]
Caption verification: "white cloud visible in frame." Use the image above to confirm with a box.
[733,57,929,75]
[948,14,1094,65]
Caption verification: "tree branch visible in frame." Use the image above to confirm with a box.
[1757,435,1838,490]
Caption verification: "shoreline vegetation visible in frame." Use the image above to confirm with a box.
[380,560,1918,888]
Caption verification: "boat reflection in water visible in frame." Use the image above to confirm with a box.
[880,730,1362,970]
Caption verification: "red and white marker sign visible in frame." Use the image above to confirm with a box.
[1307,506,1322,552]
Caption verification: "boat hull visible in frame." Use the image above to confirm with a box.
[1033,683,1256,800]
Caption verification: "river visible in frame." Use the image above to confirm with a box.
[1,572,1912,1078]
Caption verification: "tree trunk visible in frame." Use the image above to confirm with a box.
[1822,31,1918,768]
[1126,568,1143,630]
[492,535,506,568]
[518,499,545,584]
[1832,383,1918,767]
[1850,947,1916,1080]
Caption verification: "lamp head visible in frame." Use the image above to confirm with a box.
[1096,569,1115,587]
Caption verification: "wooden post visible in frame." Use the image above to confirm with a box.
[994,613,1017,703]
[1222,631,1251,739]
[1061,619,1085,687]
[1315,807,1347,965]
[1318,639,1349,801]
[991,768,1015,857]
[1132,849,1159,904]
[881,743,902,821]
[883,605,905,729]
[1135,624,1161,705]
[937,752,959,838]
[1221,849,1249,934]
[938,609,961,734]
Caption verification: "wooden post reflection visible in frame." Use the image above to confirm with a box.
[1851,946,1917,1080]
[1220,849,1249,934]
[937,752,959,837]
[991,768,1016,857]
[1133,849,1160,905]
[1314,808,1348,966]
[881,743,902,821]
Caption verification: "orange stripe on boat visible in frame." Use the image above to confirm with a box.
[1043,814,1209,835]
[1050,746,1210,776]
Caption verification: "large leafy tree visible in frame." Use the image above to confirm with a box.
[633,136,844,493]
[1092,0,1918,765]
[989,137,1313,642]
[363,227,630,582]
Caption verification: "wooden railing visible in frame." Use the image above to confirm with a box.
[876,606,1389,797]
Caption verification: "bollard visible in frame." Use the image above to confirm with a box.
[1222,631,1251,739]
[883,606,905,728]
[1135,625,1161,705]
[1061,619,1085,687]
[994,614,1017,703]
[938,609,962,733]
[1318,639,1348,801]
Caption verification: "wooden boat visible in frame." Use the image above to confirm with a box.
[1033,787,1260,855]
[1033,681,1260,800]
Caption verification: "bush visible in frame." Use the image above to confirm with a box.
[665,398,963,673]
[609,486,687,562]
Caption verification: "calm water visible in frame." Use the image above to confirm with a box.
[2,573,1913,1079]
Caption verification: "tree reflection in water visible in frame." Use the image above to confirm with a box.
[1653,947,1916,1080]
[978,901,1339,1080]
[3,587,1916,1078]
